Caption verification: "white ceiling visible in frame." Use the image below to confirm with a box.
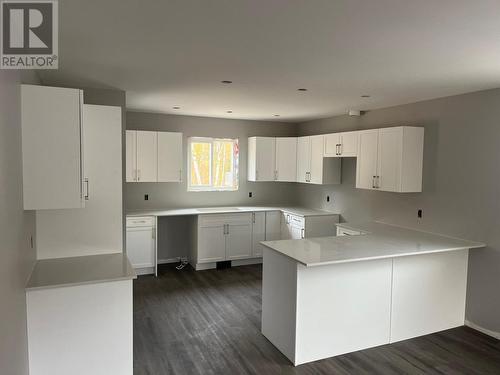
[39,0,500,122]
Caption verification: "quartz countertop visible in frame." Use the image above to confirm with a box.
[126,206,338,218]
[26,253,136,291]
[261,221,485,267]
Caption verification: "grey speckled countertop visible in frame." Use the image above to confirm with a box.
[26,253,136,291]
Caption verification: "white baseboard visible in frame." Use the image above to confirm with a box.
[465,320,500,339]
[135,266,155,276]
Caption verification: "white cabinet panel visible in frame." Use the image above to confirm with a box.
[125,131,137,182]
[36,105,123,259]
[247,137,275,181]
[281,213,293,240]
[126,227,155,269]
[21,85,84,210]
[377,127,403,192]
[356,129,379,189]
[309,135,325,184]
[136,131,157,182]
[252,212,266,257]
[275,137,297,182]
[198,225,226,263]
[324,133,341,157]
[339,131,359,157]
[265,211,282,241]
[227,223,253,260]
[157,132,183,182]
[296,136,311,183]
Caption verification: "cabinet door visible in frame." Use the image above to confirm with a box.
[136,131,158,182]
[324,133,341,157]
[339,131,359,157]
[21,85,84,209]
[126,130,137,182]
[227,223,253,260]
[280,213,293,239]
[265,211,282,241]
[252,212,266,257]
[356,130,379,190]
[296,136,311,183]
[157,132,183,182]
[275,137,297,182]
[290,224,304,240]
[126,227,155,268]
[256,137,276,181]
[198,225,226,263]
[377,127,403,192]
[309,135,325,184]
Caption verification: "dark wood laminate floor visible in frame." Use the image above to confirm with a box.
[134,264,500,375]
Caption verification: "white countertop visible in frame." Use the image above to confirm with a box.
[26,253,137,291]
[126,206,338,218]
[261,221,485,267]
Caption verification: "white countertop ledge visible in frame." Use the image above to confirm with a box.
[26,253,137,291]
[126,206,338,218]
[261,222,485,267]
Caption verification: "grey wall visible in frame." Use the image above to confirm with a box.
[0,72,37,374]
[126,111,300,261]
[296,88,500,334]
[126,111,300,210]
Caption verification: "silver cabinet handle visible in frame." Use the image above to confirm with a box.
[179,169,182,182]
[372,176,376,188]
[84,178,89,200]
[336,144,340,155]
[252,213,256,223]
[301,228,305,239]
[286,214,290,224]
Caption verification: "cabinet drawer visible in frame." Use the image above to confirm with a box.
[126,216,155,228]
[290,215,305,228]
[198,213,252,227]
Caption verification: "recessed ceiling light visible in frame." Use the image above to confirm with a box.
[221,80,233,84]
[361,95,371,98]
[172,106,180,109]
[297,88,308,91]
[274,114,280,117]
[226,110,233,113]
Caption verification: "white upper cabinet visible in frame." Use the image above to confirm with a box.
[356,129,379,189]
[127,130,183,183]
[296,136,311,183]
[136,131,157,182]
[157,132,183,182]
[248,137,276,181]
[126,131,137,182]
[297,135,341,185]
[356,127,424,192]
[324,132,359,157]
[21,85,85,210]
[275,137,297,182]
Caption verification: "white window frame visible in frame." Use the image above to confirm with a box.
[187,137,239,192]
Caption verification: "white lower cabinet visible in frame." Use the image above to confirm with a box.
[126,216,156,275]
[227,221,253,260]
[252,212,266,257]
[281,212,339,239]
[265,211,282,241]
[198,224,226,263]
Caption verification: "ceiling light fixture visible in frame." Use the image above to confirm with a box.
[172,106,180,109]
[274,114,280,117]
[297,88,308,91]
[361,95,371,98]
[226,110,233,113]
[221,80,233,84]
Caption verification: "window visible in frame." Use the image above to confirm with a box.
[188,137,239,191]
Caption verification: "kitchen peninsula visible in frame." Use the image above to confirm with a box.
[261,222,485,366]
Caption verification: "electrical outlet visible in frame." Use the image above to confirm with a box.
[248,192,253,198]
[144,194,149,201]
[326,195,330,202]
[417,209,423,219]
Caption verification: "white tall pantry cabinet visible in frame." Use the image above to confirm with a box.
[21,85,85,210]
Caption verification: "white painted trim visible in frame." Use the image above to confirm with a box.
[135,267,155,276]
[465,320,500,339]
[195,262,217,271]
